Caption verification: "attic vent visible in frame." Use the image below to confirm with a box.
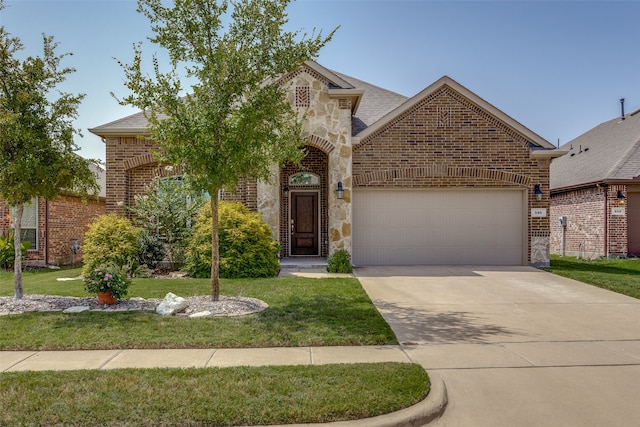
[295,86,310,108]
[437,107,452,128]
[339,98,351,110]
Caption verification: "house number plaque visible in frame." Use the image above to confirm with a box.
[531,208,547,217]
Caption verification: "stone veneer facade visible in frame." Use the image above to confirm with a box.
[259,66,353,257]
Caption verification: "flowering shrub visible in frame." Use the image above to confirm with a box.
[83,268,130,300]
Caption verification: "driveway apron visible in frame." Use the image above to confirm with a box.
[355,266,640,427]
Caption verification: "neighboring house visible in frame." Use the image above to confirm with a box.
[90,61,562,267]
[0,165,106,267]
[550,106,640,259]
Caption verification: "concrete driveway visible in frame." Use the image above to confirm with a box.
[355,266,640,427]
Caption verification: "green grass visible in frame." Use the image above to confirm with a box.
[547,255,640,299]
[0,268,397,350]
[0,363,429,426]
[0,269,426,426]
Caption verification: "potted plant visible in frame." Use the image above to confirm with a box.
[84,267,130,305]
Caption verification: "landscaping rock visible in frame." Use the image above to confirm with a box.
[156,293,188,316]
[63,306,90,313]
[189,311,212,318]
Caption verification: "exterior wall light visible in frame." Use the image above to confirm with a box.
[534,184,543,202]
[336,181,344,200]
[283,186,289,197]
[617,190,626,205]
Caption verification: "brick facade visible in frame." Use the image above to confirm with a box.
[550,184,631,258]
[354,85,551,264]
[0,195,105,267]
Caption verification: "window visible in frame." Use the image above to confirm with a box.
[10,198,37,248]
[289,173,320,186]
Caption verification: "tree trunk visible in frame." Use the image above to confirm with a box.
[13,203,24,300]
[210,195,220,301]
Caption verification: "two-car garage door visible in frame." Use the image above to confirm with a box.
[352,189,526,266]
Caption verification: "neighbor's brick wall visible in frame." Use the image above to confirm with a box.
[607,185,628,256]
[354,85,550,263]
[550,185,628,258]
[47,195,105,266]
[0,198,47,264]
[0,196,105,266]
[550,187,606,258]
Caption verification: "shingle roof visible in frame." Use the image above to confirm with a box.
[88,111,152,136]
[90,63,409,138]
[330,71,408,136]
[550,108,640,190]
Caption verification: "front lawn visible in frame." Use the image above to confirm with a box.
[1,363,429,426]
[547,255,640,299]
[0,269,422,426]
[0,268,397,350]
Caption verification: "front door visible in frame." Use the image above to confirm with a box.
[291,191,319,256]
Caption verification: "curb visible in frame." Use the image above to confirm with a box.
[266,376,448,427]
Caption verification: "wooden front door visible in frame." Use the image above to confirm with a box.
[291,192,319,256]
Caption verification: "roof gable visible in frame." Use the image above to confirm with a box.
[550,108,640,190]
[354,76,556,152]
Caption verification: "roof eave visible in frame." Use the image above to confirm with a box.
[551,177,640,194]
[530,149,568,159]
[88,127,150,139]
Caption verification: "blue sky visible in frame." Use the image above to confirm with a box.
[2,0,640,162]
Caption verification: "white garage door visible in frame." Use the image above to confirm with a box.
[352,189,525,265]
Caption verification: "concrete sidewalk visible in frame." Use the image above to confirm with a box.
[1,345,409,372]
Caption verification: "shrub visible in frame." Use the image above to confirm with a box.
[327,249,353,274]
[185,201,280,278]
[128,177,202,269]
[137,230,166,270]
[82,214,141,276]
[0,229,30,270]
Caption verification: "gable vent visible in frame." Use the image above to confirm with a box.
[295,86,310,108]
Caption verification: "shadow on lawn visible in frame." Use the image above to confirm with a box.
[549,258,640,277]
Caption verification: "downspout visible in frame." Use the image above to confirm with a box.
[604,186,608,258]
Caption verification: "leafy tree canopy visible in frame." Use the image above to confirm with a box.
[0,0,99,298]
[117,0,336,299]
[0,28,99,206]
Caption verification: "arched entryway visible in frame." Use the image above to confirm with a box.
[280,146,329,258]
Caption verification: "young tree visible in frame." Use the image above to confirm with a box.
[0,4,100,299]
[117,0,335,300]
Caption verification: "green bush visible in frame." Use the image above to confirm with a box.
[0,229,30,270]
[82,214,141,276]
[327,249,353,273]
[137,230,167,270]
[185,201,280,278]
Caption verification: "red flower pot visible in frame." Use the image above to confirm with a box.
[96,291,116,305]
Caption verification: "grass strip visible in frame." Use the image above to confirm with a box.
[547,255,640,299]
[0,363,429,427]
[0,270,397,350]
